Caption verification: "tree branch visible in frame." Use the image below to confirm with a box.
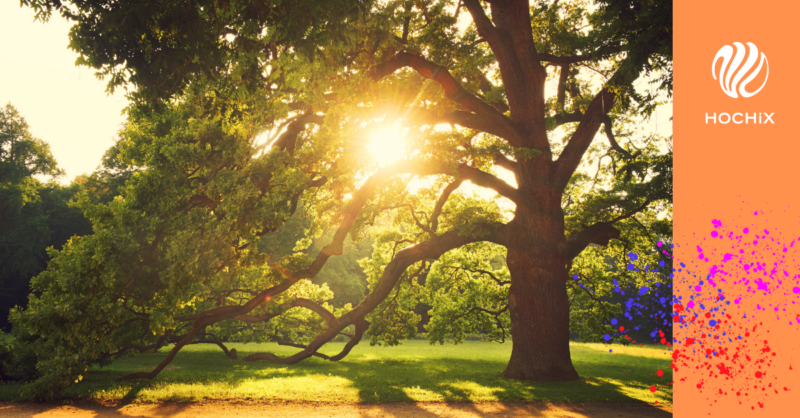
[272,113,325,157]
[463,267,510,286]
[473,72,509,112]
[568,279,611,323]
[243,224,508,365]
[456,163,520,202]
[603,116,633,158]
[493,154,519,177]
[462,0,539,128]
[554,110,584,127]
[402,108,513,140]
[367,51,522,146]
[554,87,615,190]
[293,298,336,325]
[430,179,463,233]
[565,199,654,259]
[539,45,622,65]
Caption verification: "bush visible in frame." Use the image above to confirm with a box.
[0,333,41,383]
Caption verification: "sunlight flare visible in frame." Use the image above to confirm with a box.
[368,125,407,165]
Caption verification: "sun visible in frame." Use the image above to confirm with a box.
[367,126,407,165]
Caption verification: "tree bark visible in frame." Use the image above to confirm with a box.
[502,198,579,381]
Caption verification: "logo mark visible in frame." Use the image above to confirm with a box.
[712,42,769,98]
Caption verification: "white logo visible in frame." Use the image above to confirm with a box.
[712,42,769,98]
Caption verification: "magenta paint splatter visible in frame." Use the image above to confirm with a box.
[673,213,800,411]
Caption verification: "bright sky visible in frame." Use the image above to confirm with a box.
[0,3,127,183]
[1,2,671,191]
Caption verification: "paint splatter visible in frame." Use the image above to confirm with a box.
[673,212,800,411]
[591,240,674,403]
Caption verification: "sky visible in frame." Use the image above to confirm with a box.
[1,2,671,190]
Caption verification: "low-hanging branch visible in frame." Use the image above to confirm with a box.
[240,223,508,365]
[118,157,512,381]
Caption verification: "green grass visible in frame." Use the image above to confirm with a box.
[0,340,672,406]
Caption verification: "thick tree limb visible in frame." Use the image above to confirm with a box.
[430,179,463,233]
[457,163,520,202]
[474,0,547,133]
[555,53,646,190]
[327,318,369,361]
[554,87,616,190]
[293,298,336,325]
[303,159,516,277]
[493,154,519,177]
[565,222,621,259]
[554,110,584,127]
[565,199,654,259]
[157,161,511,378]
[403,108,513,139]
[367,52,522,146]
[491,0,543,81]
[240,351,313,364]
[243,223,509,365]
[462,0,528,118]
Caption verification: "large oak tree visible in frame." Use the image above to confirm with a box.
[8,0,671,398]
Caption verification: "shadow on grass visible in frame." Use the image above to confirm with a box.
[0,342,672,417]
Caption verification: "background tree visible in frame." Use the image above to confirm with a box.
[8,0,671,398]
[0,104,92,330]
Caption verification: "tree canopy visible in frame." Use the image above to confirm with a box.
[0,104,93,331]
[6,0,671,399]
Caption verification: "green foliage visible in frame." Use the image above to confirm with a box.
[8,0,672,399]
[22,0,369,104]
[0,104,61,182]
[563,131,672,343]
[0,104,93,330]
[423,243,510,345]
[4,96,345,397]
[258,210,373,309]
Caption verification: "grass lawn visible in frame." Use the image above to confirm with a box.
[0,340,672,407]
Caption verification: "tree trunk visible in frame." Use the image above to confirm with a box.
[502,201,579,381]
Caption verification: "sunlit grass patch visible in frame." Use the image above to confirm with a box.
[0,340,672,407]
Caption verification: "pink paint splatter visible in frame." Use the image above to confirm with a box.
[673,211,800,411]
